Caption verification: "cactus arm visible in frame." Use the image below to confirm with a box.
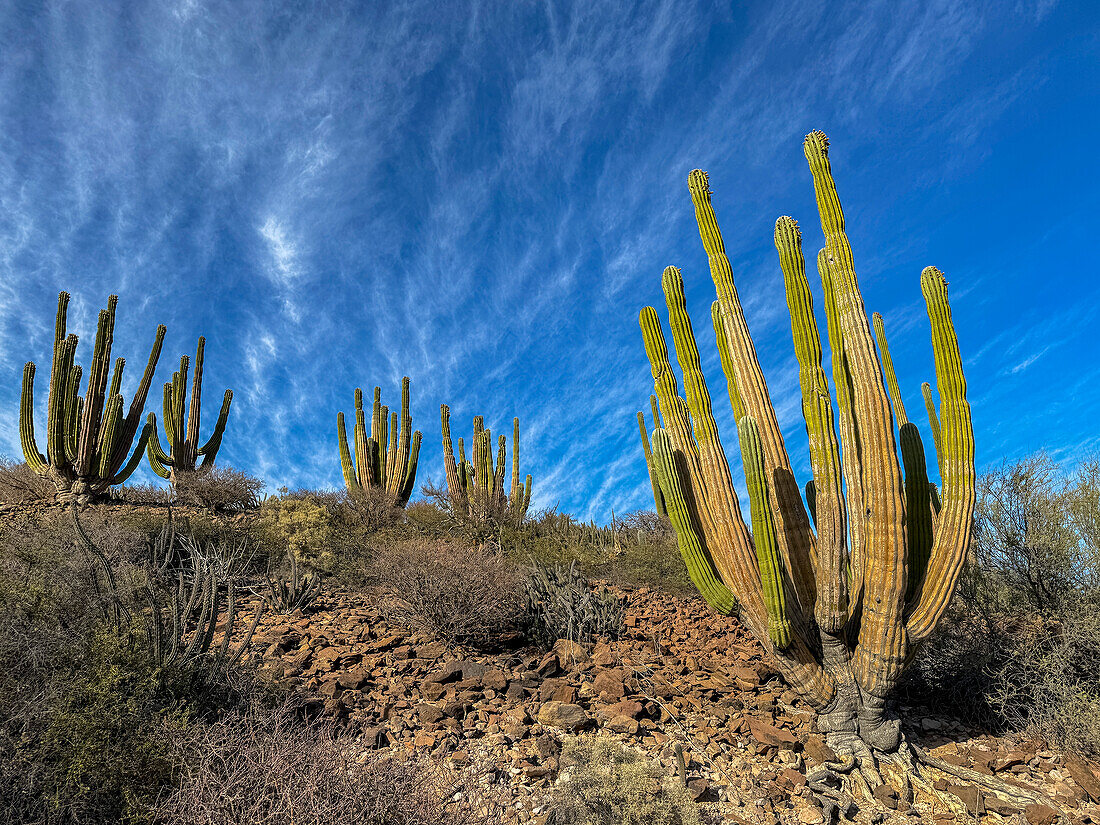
[389,377,413,498]
[640,305,766,623]
[711,301,746,424]
[818,249,865,606]
[107,357,125,402]
[688,172,818,614]
[386,410,399,492]
[441,404,467,513]
[775,216,849,633]
[64,373,83,465]
[661,266,756,562]
[45,294,73,468]
[872,313,908,426]
[111,323,165,477]
[398,430,422,507]
[906,267,975,644]
[509,417,522,504]
[921,381,943,476]
[638,410,667,516]
[20,364,49,474]
[494,433,507,509]
[75,304,116,477]
[651,428,738,614]
[184,337,205,469]
[521,474,532,518]
[804,480,817,529]
[197,389,232,465]
[146,413,173,479]
[109,417,153,486]
[805,132,907,704]
[337,411,359,492]
[738,415,793,650]
[899,423,933,607]
[96,395,123,480]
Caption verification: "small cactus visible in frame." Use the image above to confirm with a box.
[441,404,531,526]
[146,336,233,481]
[337,377,422,508]
[20,292,165,504]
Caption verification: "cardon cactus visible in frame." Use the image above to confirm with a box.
[639,133,977,794]
[337,377,422,508]
[146,336,233,481]
[20,292,165,504]
[441,404,531,526]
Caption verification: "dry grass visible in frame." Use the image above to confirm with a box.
[153,701,502,825]
[368,538,526,650]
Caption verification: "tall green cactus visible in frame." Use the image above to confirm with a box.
[20,292,165,505]
[640,132,975,766]
[146,336,233,481]
[337,377,422,508]
[441,404,531,526]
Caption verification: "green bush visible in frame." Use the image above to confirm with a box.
[548,737,701,825]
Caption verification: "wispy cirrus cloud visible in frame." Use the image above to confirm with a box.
[0,0,1095,519]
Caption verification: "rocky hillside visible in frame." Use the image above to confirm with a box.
[235,583,1100,825]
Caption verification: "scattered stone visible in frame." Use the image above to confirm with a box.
[536,701,587,730]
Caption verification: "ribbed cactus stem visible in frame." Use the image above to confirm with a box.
[872,313,908,426]
[739,416,792,650]
[651,428,737,614]
[922,381,943,475]
[775,215,847,633]
[638,407,667,516]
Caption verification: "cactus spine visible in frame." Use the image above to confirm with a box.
[146,336,233,481]
[20,292,165,504]
[640,133,975,766]
[337,376,422,508]
[441,404,531,526]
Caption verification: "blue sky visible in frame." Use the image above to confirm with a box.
[1,1,1097,521]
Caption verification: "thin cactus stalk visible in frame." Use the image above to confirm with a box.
[337,377,422,508]
[20,292,165,504]
[639,132,975,772]
[441,404,532,527]
[637,395,668,517]
[146,336,233,482]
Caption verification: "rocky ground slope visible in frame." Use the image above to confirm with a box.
[237,583,1100,825]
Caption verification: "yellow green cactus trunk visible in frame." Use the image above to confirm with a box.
[20,292,165,504]
[638,132,975,762]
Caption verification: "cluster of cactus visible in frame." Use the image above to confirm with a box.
[523,559,624,648]
[75,511,262,671]
[441,404,532,526]
[264,549,323,614]
[20,293,166,504]
[146,336,233,482]
[337,377,422,508]
[639,132,975,764]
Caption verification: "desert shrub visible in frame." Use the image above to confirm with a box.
[171,466,265,512]
[524,561,624,648]
[0,456,54,503]
[368,539,525,649]
[547,736,701,825]
[260,494,336,572]
[988,609,1100,758]
[153,702,494,825]
[908,453,1100,754]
